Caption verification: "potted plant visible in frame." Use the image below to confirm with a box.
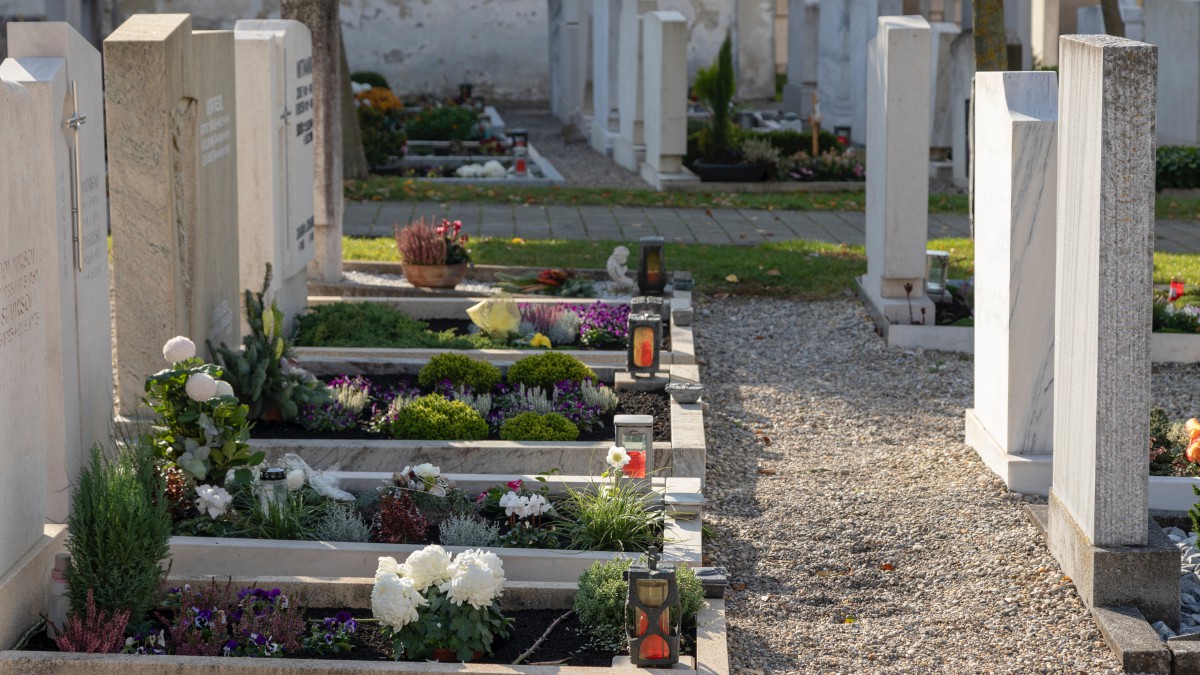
[690,34,767,182]
[395,216,471,288]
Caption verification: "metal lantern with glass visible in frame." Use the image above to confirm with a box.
[625,546,680,667]
[614,414,654,478]
[925,249,950,299]
[259,467,288,511]
[632,295,667,326]
[627,313,662,375]
[637,236,666,294]
[509,128,529,178]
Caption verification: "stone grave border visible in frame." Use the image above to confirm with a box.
[378,142,564,187]
[308,263,647,299]
[662,179,865,194]
[167,472,702,583]
[0,577,729,673]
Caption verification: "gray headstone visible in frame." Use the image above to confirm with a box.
[1145,0,1200,145]
[817,0,902,146]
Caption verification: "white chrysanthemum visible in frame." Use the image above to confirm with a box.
[440,558,500,609]
[185,373,218,402]
[371,573,426,630]
[376,556,402,579]
[401,545,453,592]
[214,380,234,398]
[286,469,306,492]
[606,446,630,470]
[195,485,233,519]
[455,549,506,587]
[527,493,551,516]
[162,336,196,363]
[412,463,440,479]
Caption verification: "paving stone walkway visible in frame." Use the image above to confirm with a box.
[345,199,1199,252]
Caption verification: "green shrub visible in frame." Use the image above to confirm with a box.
[574,557,705,652]
[388,394,489,440]
[294,302,499,349]
[759,129,845,157]
[1158,146,1200,191]
[67,445,172,629]
[418,353,502,391]
[404,105,480,141]
[499,412,580,441]
[692,34,736,160]
[350,71,390,89]
[359,106,407,167]
[506,352,596,391]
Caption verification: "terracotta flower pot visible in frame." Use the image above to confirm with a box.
[432,648,483,663]
[402,263,469,289]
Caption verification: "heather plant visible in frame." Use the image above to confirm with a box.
[418,352,501,391]
[314,503,373,542]
[574,557,704,652]
[375,491,430,544]
[53,589,130,654]
[434,381,494,418]
[209,265,333,421]
[438,514,501,547]
[577,302,630,349]
[506,352,597,391]
[787,148,865,182]
[580,379,619,414]
[519,303,583,345]
[396,216,470,265]
[66,445,171,629]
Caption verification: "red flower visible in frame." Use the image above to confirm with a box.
[622,451,646,478]
[506,479,523,491]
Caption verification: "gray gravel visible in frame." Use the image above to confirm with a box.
[697,297,1120,674]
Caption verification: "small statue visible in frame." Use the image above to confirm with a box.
[607,245,637,291]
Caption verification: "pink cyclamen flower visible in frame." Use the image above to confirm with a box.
[506,479,523,491]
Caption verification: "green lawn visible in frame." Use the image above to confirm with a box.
[344,177,1200,220]
[346,234,1200,299]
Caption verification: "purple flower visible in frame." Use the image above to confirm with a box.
[335,611,353,623]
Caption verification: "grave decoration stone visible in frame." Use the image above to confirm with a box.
[1145,0,1200,146]
[816,0,902,146]
[281,0,342,284]
[613,0,656,171]
[234,20,315,333]
[964,71,1057,495]
[0,69,51,580]
[857,16,934,326]
[2,21,112,522]
[104,14,241,416]
[782,0,819,119]
[1040,33,1178,628]
[639,10,696,189]
[589,0,620,155]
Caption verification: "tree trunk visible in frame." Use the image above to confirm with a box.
[972,0,1007,71]
[1099,0,1126,37]
[339,30,370,180]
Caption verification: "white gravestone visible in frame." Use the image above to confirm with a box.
[1032,0,1060,66]
[929,21,961,152]
[782,0,819,118]
[857,16,934,325]
[1145,0,1200,146]
[1043,34,1179,627]
[817,0,902,146]
[1005,0,1033,69]
[0,75,51,578]
[234,20,315,333]
[613,0,656,172]
[104,15,241,416]
[948,30,975,188]
[639,10,696,189]
[964,71,1057,495]
[2,22,112,523]
[589,0,620,155]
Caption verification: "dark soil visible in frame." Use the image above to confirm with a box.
[24,606,695,666]
[423,318,672,352]
[250,374,671,442]
[934,294,973,326]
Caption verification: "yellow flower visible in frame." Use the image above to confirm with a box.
[530,333,552,349]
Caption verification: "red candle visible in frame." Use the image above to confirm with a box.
[633,326,655,368]
[635,610,671,660]
[623,450,646,478]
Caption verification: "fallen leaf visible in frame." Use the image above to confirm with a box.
[757,467,776,476]
[766,269,781,276]
[731,582,747,591]
[843,616,856,624]
[705,209,714,217]
[880,563,894,571]
[725,274,739,283]
[754,335,765,340]
[760,436,772,446]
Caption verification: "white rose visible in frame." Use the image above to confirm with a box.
[286,469,306,492]
[194,484,233,519]
[401,545,453,592]
[455,549,506,587]
[162,336,196,363]
[440,558,500,609]
[371,573,426,631]
[185,373,218,402]
[214,380,234,398]
[606,446,631,470]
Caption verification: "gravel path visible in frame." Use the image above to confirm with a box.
[697,297,1121,674]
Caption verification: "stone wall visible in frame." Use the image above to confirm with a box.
[104,0,775,101]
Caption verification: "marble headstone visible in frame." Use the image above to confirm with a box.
[858,16,934,324]
[948,29,975,188]
[104,15,241,416]
[1145,0,1200,146]
[1005,0,1033,69]
[1045,33,1177,626]
[929,21,961,151]
[816,0,902,146]
[1032,0,1060,66]
[613,0,656,171]
[0,74,51,576]
[589,0,620,155]
[281,0,342,284]
[965,71,1057,494]
[782,0,819,118]
[639,11,694,188]
[3,21,112,522]
[234,20,315,333]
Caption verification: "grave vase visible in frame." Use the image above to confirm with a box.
[401,263,469,289]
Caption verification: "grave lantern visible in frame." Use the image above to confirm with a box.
[614,414,654,478]
[925,249,950,297]
[638,236,666,294]
[509,128,530,177]
[259,467,288,510]
[834,125,851,147]
[472,95,486,113]
[458,82,473,103]
[627,313,662,374]
[625,547,680,667]
[632,295,667,325]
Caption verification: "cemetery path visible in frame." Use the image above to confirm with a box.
[345,199,1199,253]
[697,297,1121,674]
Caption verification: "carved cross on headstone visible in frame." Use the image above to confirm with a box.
[65,81,86,271]
[280,104,292,123]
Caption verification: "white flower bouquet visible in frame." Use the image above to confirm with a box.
[371,546,512,662]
